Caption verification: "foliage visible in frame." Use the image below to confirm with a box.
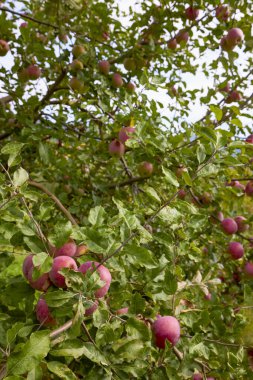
[0,0,253,379]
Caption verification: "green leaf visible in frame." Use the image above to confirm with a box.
[45,290,77,307]
[199,127,217,144]
[162,167,179,187]
[13,167,29,187]
[164,269,178,295]
[7,331,50,375]
[124,244,157,268]
[143,186,161,202]
[196,144,206,164]
[1,142,24,155]
[210,105,223,121]
[47,362,77,380]
[182,170,192,186]
[88,205,106,226]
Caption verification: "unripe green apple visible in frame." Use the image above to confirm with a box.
[72,44,86,58]
[123,58,136,71]
[69,77,85,92]
[70,59,84,72]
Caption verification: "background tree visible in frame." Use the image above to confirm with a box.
[0,0,253,379]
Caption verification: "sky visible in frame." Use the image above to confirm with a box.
[0,0,252,128]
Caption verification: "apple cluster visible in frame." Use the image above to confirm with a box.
[22,240,112,326]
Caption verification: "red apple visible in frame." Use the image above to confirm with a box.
[26,65,41,80]
[72,44,86,58]
[175,30,189,44]
[217,211,224,222]
[221,218,238,234]
[85,300,98,316]
[205,293,212,301]
[75,244,89,257]
[49,256,78,288]
[116,307,129,315]
[118,127,135,143]
[55,241,77,257]
[185,6,199,20]
[232,181,245,191]
[220,36,232,51]
[244,262,253,277]
[0,40,10,56]
[167,39,177,50]
[216,5,230,21]
[192,374,203,380]
[152,315,180,349]
[138,161,154,176]
[226,90,242,103]
[234,216,249,232]
[36,298,56,326]
[246,135,253,143]
[20,22,28,28]
[112,73,123,88]
[227,28,244,46]
[27,269,51,292]
[22,254,34,280]
[98,60,110,75]
[109,140,125,157]
[178,189,187,199]
[79,261,112,298]
[245,181,253,196]
[228,241,244,259]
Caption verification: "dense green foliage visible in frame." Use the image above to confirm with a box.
[0,0,253,379]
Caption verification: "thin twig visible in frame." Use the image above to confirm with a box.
[28,180,78,226]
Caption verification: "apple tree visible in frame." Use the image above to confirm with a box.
[0,0,253,379]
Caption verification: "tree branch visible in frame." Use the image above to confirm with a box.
[28,180,78,226]
[49,319,73,339]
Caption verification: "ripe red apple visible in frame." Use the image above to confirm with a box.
[109,140,125,157]
[228,241,244,259]
[185,6,199,20]
[216,5,230,21]
[72,44,86,58]
[167,38,177,50]
[227,28,244,46]
[69,77,85,92]
[178,189,186,199]
[49,256,78,288]
[246,134,253,143]
[26,65,41,80]
[70,59,84,72]
[226,90,242,103]
[205,293,212,301]
[245,181,253,196]
[85,300,98,316]
[36,298,56,326]
[27,269,51,292]
[192,374,203,380]
[152,315,180,349]
[79,261,112,298]
[126,82,136,93]
[112,73,123,88]
[217,211,224,222]
[22,254,34,280]
[232,181,245,191]
[0,40,10,56]
[123,58,136,71]
[75,244,89,257]
[98,60,110,75]
[118,127,135,143]
[115,307,129,315]
[138,161,154,176]
[244,262,253,277]
[234,216,249,232]
[221,218,238,234]
[20,22,28,29]
[175,30,189,44]
[55,241,77,257]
